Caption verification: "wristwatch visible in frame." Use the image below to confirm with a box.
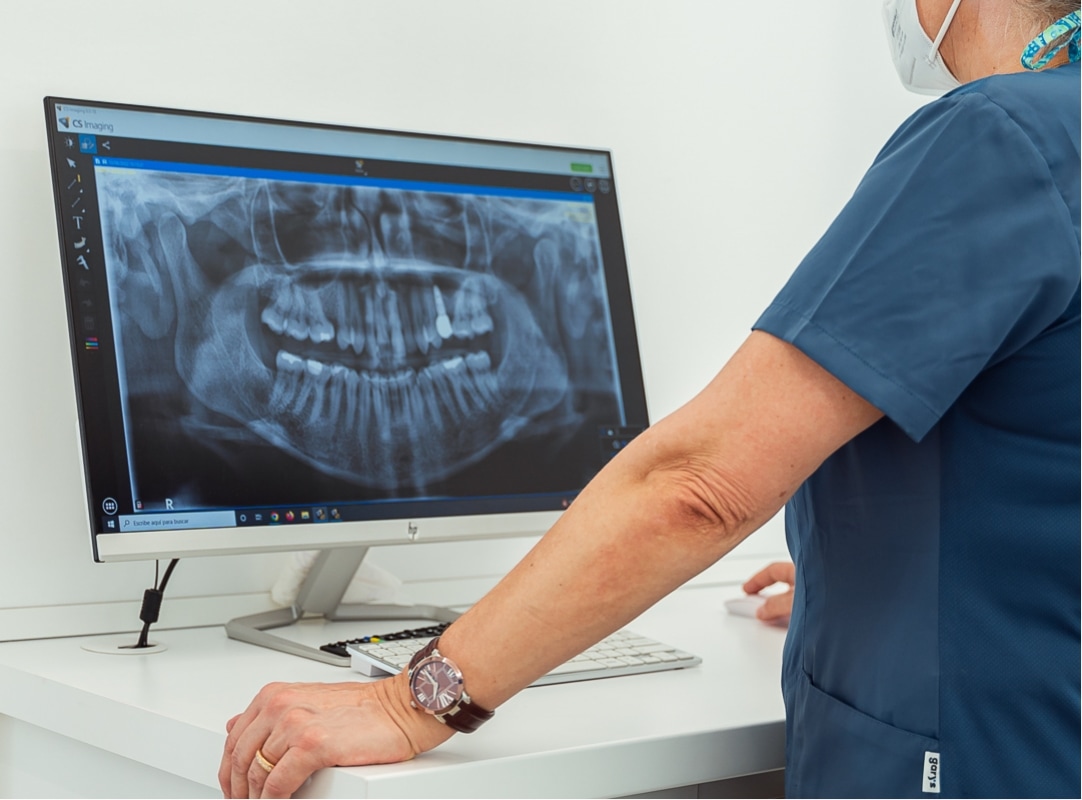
[407,637,494,734]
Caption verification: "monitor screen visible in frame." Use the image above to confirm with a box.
[45,97,648,564]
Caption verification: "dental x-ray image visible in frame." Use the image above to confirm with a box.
[96,167,623,509]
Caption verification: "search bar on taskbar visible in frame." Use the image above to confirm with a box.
[117,510,237,532]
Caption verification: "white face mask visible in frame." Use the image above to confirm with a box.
[882,0,964,95]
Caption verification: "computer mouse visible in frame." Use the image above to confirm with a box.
[724,594,767,619]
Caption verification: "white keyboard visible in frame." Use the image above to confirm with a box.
[348,628,701,686]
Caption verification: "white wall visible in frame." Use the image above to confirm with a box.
[0,0,925,639]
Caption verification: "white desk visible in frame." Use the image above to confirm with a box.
[0,585,786,799]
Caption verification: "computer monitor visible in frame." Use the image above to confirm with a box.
[44,97,648,663]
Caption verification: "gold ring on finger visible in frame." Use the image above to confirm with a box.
[254,748,276,774]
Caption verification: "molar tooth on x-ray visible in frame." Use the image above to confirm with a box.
[97,173,621,495]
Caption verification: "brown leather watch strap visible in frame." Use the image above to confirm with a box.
[408,637,441,670]
[440,696,494,733]
[408,636,495,734]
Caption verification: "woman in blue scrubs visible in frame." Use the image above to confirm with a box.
[753,1,1081,795]
[222,2,1080,797]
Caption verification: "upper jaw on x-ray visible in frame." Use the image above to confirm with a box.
[98,173,619,495]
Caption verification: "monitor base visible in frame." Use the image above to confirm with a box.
[224,546,460,666]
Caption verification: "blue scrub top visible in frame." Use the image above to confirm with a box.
[754,62,1080,798]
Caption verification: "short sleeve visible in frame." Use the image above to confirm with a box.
[754,91,1080,441]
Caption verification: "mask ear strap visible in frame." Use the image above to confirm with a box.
[1021,11,1082,70]
[927,0,964,62]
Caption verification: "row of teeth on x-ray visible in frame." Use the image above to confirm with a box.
[260,277,494,366]
[270,348,498,431]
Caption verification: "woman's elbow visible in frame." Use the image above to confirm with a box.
[651,462,762,545]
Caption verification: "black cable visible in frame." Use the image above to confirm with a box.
[130,558,180,649]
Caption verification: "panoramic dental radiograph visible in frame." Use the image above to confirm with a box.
[96,169,622,507]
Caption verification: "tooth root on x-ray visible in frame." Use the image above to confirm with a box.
[333,287,353,352]
[307,290,334,344]
[466,351,498,405]
[409,285,429,355]
[100,173,616,490]
[323,364,347,426]
[385,287,408,363]
[424,284,442,351]
[396,287,417,358]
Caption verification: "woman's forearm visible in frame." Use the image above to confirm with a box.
[434,448,764,711]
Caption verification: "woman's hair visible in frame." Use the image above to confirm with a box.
[1019,0,1080,26]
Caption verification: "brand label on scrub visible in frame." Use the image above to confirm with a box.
[923,751,941,794]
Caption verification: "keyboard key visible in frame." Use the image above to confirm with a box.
[546,661,602,675]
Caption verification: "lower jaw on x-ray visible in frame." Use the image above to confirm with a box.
[97,170,623,508]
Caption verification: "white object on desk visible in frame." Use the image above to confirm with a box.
[724,594,767,618]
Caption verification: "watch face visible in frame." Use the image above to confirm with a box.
[410,657,464,714]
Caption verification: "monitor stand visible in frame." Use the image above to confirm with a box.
[224,546,460,666]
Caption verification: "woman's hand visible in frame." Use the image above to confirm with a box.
[219,673,452,799]
[742,561,796,626]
